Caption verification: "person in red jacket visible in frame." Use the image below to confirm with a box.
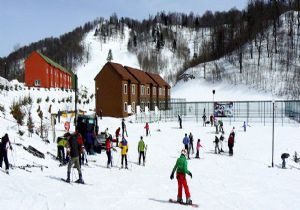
[144,122,150,136]
[105,138,112,168]
[228,133,235,156]
[75,131,84,166]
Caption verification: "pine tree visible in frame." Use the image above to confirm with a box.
[106,49,113,62]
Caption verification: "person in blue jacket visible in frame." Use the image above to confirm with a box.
[182,134,190,159]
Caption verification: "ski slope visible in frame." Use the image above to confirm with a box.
[0,114,300,210]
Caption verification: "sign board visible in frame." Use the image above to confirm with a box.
[214,102,233,117]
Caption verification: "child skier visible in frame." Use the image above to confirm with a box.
[170,149,193,205]
[195,139,202,159]
[119,137,129,169]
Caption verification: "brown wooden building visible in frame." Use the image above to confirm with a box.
[94,62,138,118]
[95,62,171,118]
[124,66,157,111]
[146,72,171,109]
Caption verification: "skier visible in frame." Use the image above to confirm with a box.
[170,149,193,205]
[99,108,103,120]
[214,117,219,134]
[231,127,236,138]
[210,114,214,127]
[182,134,190,159]
[144,122,150,136]
[178,115,182,129]
[65,132,84,183]
[243,121,246,132]
[85,130,95,155]
[281,153,290,168]
[138,136,146,166]
[202,113,206,127]
[228,133,235,156]
[219,132,225,152]
[57,135,68,164]
[214,136,220,154]
[119,137,129,169]
[76,131,84,167]
[105,137,112,168]
[0,133,13,174]
[122,119,127,137]
[218,120,224,133]
[188,132,194,155]
[195,139,202,159]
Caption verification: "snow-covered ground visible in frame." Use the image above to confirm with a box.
[172,78,281,101]
[1,115,300,210]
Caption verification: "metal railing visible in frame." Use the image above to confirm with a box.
[134,100,300,125]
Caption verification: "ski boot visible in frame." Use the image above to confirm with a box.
[177,197,183,204]
[66,172,70,183]
[5,169,9,175]
[125,165,128,169]
[186,197,192,205]
[75,174,84,184]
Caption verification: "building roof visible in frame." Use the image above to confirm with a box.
[124,66,157,86]
[146,72,171,88]
[35,51,73,76]
[107,62,138,83]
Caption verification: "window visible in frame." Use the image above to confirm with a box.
[147,87,150,95]
[159,88,162,96]
[124,84,128,94]
[132,102,135,112]
[46,68,48,74]
[153,87,156,95]
[34,80,41,86]
[124,102,128,112]
[162,88,165,96]
[141,85,145,95]
[51,69,53,74]
[132,84,135,95]
[168,89,170,96]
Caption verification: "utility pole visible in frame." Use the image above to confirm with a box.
[272,100,275,167]
[74,74,78,128]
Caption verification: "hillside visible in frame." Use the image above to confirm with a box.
[180,11,300,99]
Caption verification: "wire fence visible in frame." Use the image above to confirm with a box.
[134,100,300,126]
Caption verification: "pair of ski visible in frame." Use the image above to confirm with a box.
[60,178,88,185]
[168,199,199,208]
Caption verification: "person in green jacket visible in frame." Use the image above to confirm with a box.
[57,134,68,163]
[138,136,147,166]
[170,149,193,204]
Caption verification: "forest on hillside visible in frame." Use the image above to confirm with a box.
[1,0,300,98]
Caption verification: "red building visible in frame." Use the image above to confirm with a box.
[25,51,73,89]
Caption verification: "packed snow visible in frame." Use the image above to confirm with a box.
[1,115,300,210]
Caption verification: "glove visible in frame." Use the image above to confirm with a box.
[187,172,192,179]
[170,173,174,180]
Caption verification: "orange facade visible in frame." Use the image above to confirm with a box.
[25,51,72,88]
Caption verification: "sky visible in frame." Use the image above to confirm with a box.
[0,0,248,57]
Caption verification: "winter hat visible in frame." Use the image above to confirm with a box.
[181,149,187,157]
